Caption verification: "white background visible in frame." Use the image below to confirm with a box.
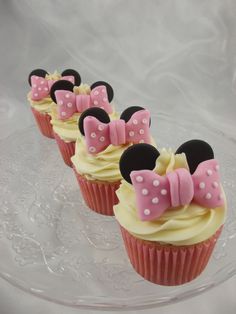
[0,0,236,313]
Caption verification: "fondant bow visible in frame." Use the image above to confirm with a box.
[130,159,224,221]
[31,75,75,101]
[83,110,151,154]
[55,85,113,120]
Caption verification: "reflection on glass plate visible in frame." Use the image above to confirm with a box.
[0,114,235,311]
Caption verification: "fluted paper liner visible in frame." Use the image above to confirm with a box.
[120,225,223,286]
[31,107,54,139]
[73,169,120,216]
[54,132,75,167]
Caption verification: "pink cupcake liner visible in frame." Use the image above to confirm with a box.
[120,225,223,286]
[73,169,120,216]
[31,107,54,139]
[53,131,75,167]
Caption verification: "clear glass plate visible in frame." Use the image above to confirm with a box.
[0,113,235,311]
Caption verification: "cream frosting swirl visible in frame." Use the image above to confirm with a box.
[114,148,226,246]
[71,137,128,182]
[72,136,156,182]
[27,93,53,113]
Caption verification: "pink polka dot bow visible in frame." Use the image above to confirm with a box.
[31,75,75,101]
[130,159,224,221]
[55,85,113,120]
[84,110,151,154]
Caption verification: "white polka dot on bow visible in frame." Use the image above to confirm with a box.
[153,180,160,187]
[212,181,218,188]
[152,197,159,204]
[89,146,96,153]
[206,169,213,176]
[205,193,212,199]
[142,188,149,195]
[199,182,205,189]
[161,189,167,195]
[136,176,143,183]
[98,125,104,131]
[144,209,151,215]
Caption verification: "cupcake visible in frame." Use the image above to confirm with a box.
[114,140,226,285]
[50,81,118,167]
[27,68,80,139]
[71,106,153,216]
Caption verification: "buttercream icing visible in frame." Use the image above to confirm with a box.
[114,149,226,246]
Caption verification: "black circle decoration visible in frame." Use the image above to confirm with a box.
[90,81,114,102]
[78,107,111,136]
[119,144,160,184]
[50,80,74,103]
[28,69,48,86]
[120,106,151,126]
[175,139,214,174]
[61,69,81,87]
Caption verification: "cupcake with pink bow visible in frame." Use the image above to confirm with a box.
[49,80,118,167]
[114,140,227,285]
[27,68,80,139]
[71,106,154,216]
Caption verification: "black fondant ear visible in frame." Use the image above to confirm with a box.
[90,81,114,102]
[50,80,74,103]
[78,107,111,136]
[28,69,48,86]
[175,139,214,174]
[120,106,151,126]
[120,144,160,184]
[61,69,81,86]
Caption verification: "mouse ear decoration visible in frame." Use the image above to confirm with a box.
[50,80,74,103]
[120,106,151,126]
[90,81,114,102]
[78,107,110,136]
[61,69,81,86]
[175,139,214,174]
[119,144,160,184]
[28,69,48,86]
